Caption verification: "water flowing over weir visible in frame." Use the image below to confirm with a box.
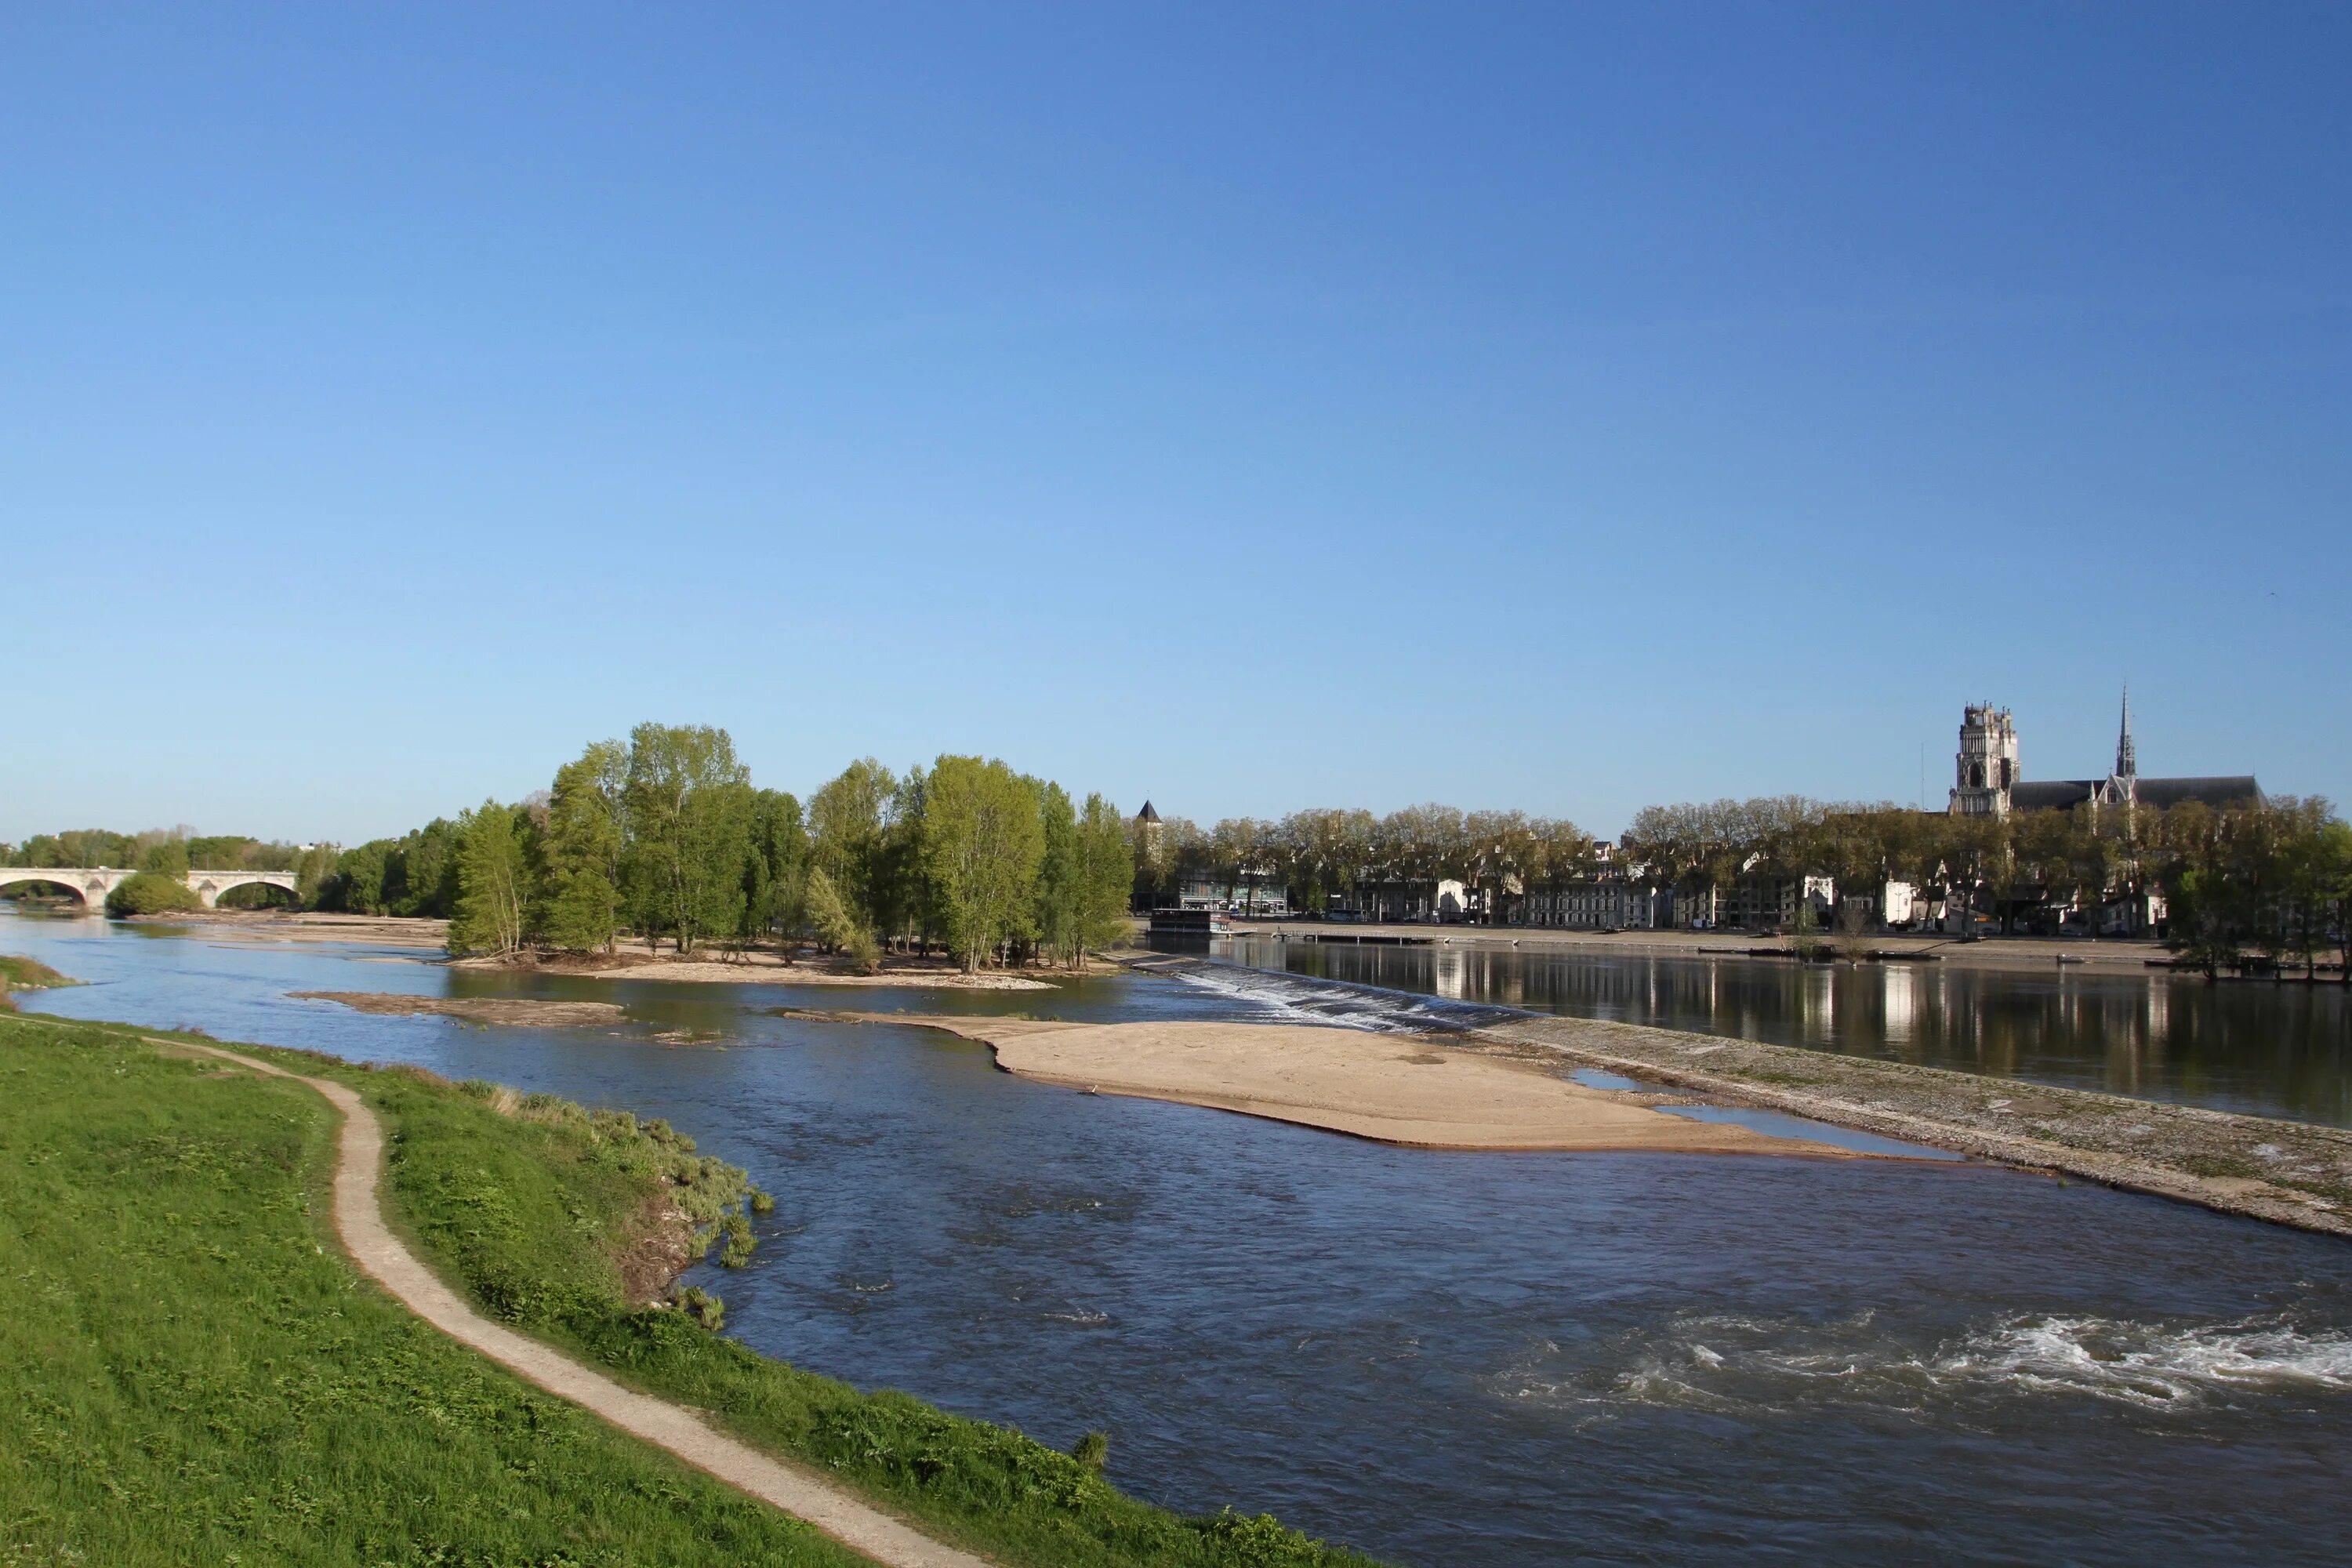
[9,909,2352,1566]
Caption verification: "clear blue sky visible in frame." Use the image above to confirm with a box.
[5,3,2346,845]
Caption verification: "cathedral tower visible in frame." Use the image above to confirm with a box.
[1949,702,2019,818]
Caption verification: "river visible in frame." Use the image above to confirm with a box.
[7,909,2350,1566]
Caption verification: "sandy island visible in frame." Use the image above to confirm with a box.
[799,1011,1877,1156]
[291,992,628,1028]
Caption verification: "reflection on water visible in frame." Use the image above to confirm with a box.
[1206,936,2352,1127]
[6,911,2352,1567]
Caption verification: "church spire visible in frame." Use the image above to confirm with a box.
[2115,686,2136,780]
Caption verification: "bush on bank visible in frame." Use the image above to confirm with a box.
[103,871,203,916]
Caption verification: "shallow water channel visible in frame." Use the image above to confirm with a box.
[9,910,2352,1566]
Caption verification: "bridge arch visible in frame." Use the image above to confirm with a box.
[0,869,114,909]
[184,870,301,909]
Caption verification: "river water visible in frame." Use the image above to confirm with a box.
[1196,934,2352,1127]
[7,909,2351,1566]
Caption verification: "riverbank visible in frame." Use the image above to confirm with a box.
[1192,918,2187,976]
[0,1011,1377,1567]
[0,1012,862,1567]
[0,953,77,992]
[1471,1011,2352,1238]
[798,1010,1882,1157]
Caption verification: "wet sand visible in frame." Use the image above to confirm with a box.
[811,1011,1871,1156]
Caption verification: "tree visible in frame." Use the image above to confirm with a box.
[104,871,201,916]
[623,723,753,956]
[742,789,810,949]
[924,755,1047,972]
[804,865,880,973]
[1033,782,1082,966]
[448,800,533,958]
[139,836,190,878]
[1074,793,1134,960]
[809,759,898,936]
[539,742,627,953]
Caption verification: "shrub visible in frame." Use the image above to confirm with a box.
[104,872,202,916]
[719,1212,756,1268]
[674,1286,725,1330]
[1073,1429,1109,1471]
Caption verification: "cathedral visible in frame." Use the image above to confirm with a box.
[1947,694,2261,818]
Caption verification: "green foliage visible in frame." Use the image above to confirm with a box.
[625,723,753,956]
[1076,793,1136,956]
[676,1285,728,1330]
[1073,1429,1109,1470]
[0,1014,865,1567]
[449,799,536,957]
[925,755,1048,972]
[0,955,76,989]
[804,866,881,973]
[809,758,899,936]
[1035,781,1083,965]
[138,836,190,877]
[539,742,628,953]
[103,870,203,916]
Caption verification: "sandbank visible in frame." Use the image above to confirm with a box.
[292,992,626,1028]
[808,1011,1872,1156]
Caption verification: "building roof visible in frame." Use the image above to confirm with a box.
[2010,775,2263,812]
[1134,800,1160,822]
[2133,776,2263,810]
[2010,780,2096,811]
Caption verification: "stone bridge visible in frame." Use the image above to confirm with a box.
[0,867,301,911]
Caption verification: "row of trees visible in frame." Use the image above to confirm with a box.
[1138,793,2351,971]
[1131,807,1603,916]
[318,724,1134,972]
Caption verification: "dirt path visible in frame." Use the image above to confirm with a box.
[169,1038,994,1568]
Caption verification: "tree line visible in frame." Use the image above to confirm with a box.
[314,724,1134,972]
[1135,794,2351,973]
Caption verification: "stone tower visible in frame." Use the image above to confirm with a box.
[1949,702,2019,818]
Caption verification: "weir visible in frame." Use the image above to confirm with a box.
[0,866,299,909]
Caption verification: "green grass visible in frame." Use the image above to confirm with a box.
[0,1014,1387,1567]
[0,1012,866,1567]
[0,956,75,992]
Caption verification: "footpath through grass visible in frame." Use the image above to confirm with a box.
[0,1014,1385,1568]
[0,1012,866,1567]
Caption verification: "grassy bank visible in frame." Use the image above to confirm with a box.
[0,1012,863,1566]
[0,1013,1382,1567]
[0,954,76,994]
